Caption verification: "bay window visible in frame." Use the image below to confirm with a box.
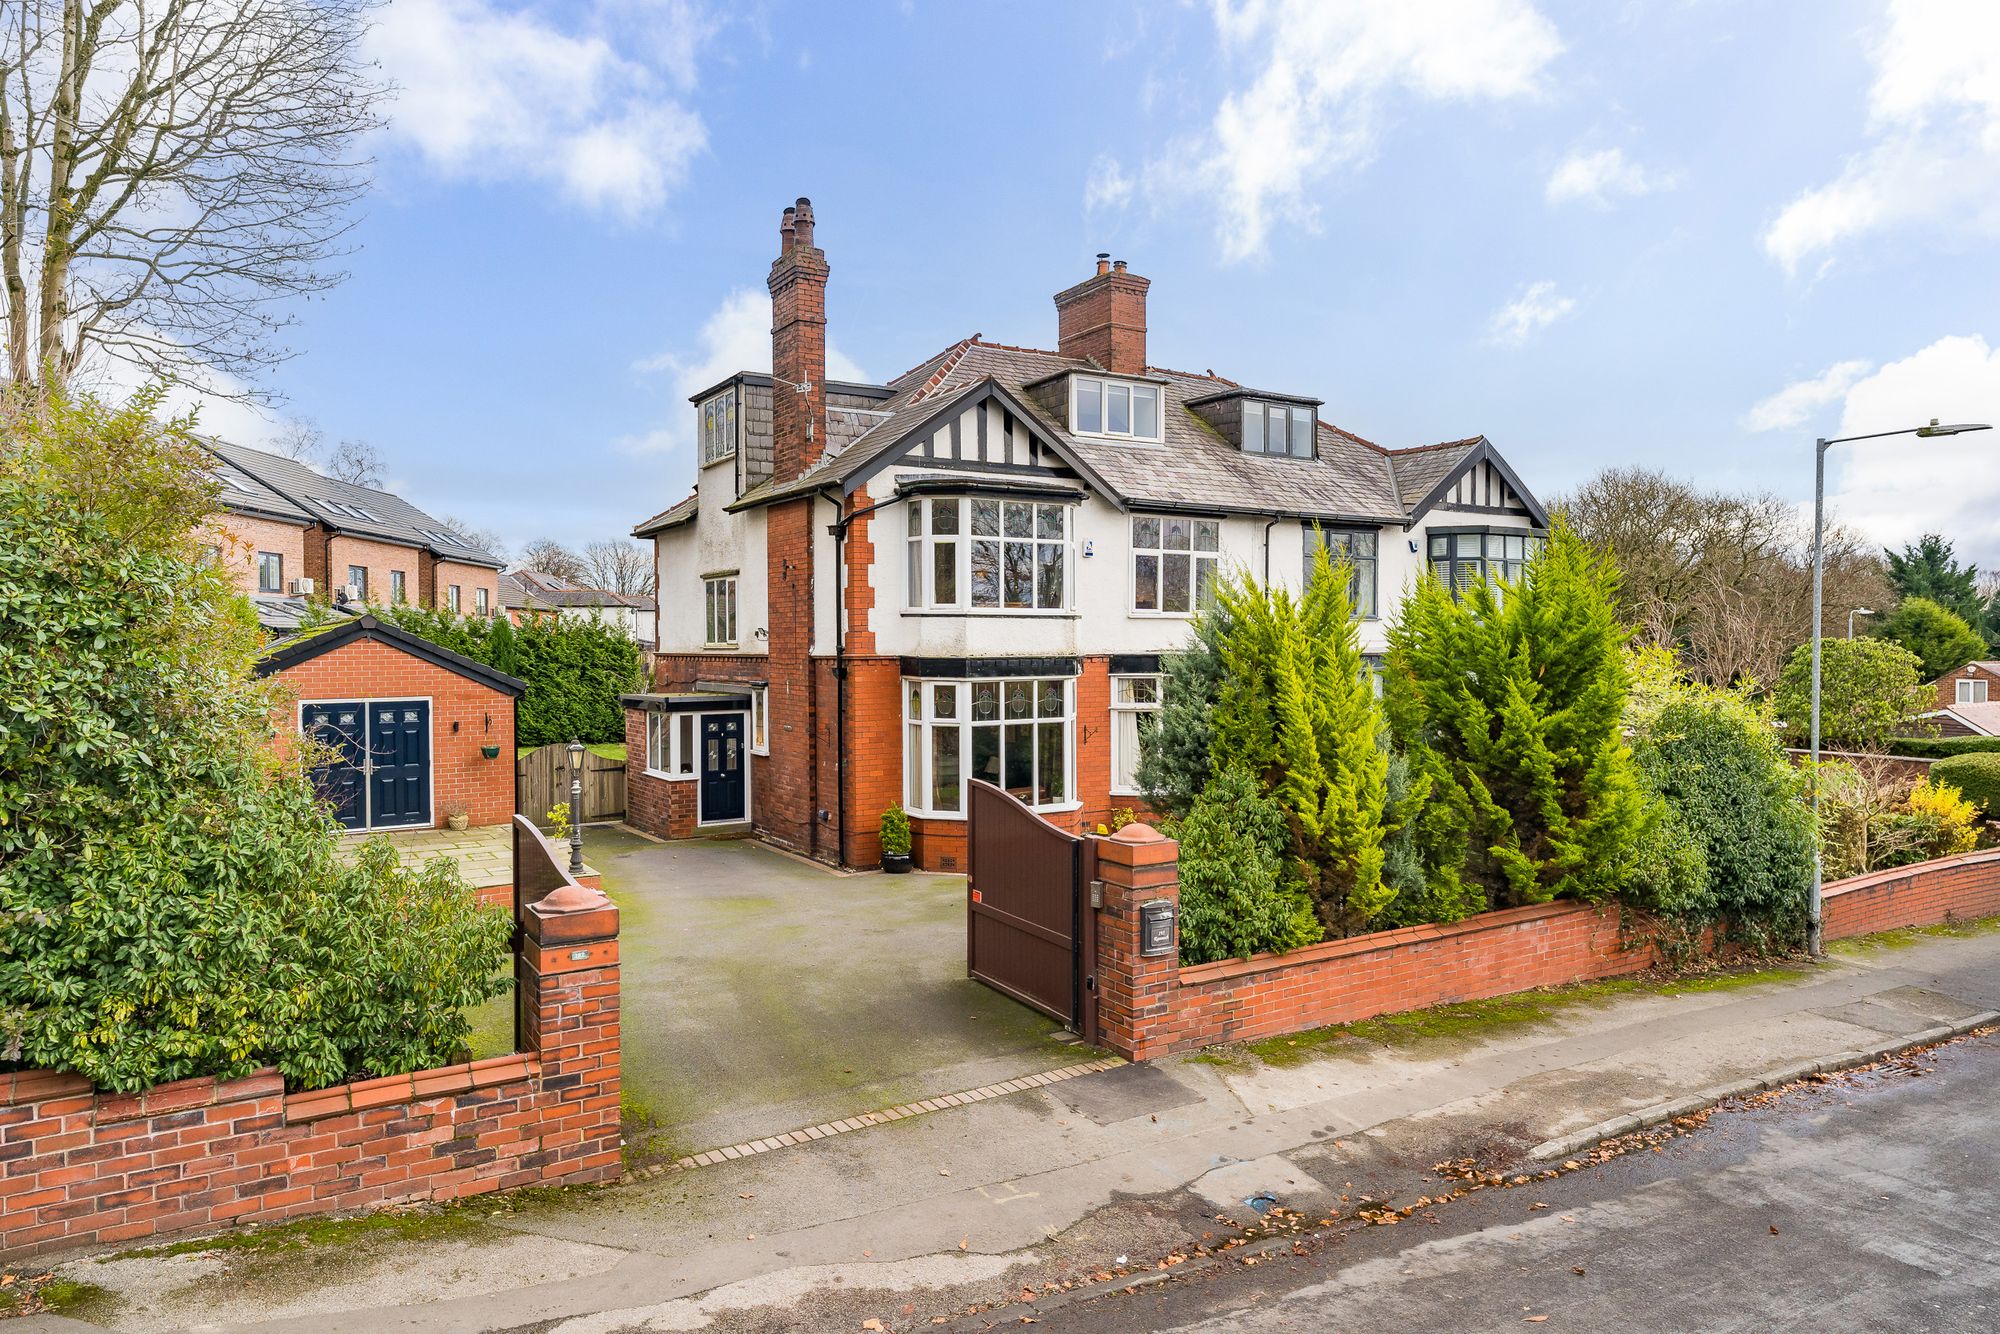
[1304,528,1379,618]
[1132,515,1219,614]
[1111,675,1161,794]
[1428,530,1541,598]
[903,676,1074,816]
[906,497,1071,612]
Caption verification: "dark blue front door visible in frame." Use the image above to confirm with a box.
[302,699,430,830]
[367,700,431,829]
[302,702,367,830]
[700,713,746,823]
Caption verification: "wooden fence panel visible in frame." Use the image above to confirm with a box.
[516,745,626,824]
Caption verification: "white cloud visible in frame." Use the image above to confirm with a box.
[1152,0,1561,262]
[620,289,867,456]
[368,0,709,219]
[1741,359,1874,432]
[1824,335,2000,555]
[1485,280,1575,347]
[1084,155,1136,215]
[1545,147,1679,208]
[1764,0,2000,273]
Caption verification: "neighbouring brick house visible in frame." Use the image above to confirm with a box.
[197,438,505,632]
[258,614,522,832]
[626,197,1548,871]
[1922,659,2000,736]
[502,569,658,648]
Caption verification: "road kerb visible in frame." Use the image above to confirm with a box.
[1525,1010,2000,1163]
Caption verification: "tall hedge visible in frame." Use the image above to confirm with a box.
[366,604,642,746]
[0,390,509,1092]
[1930,753,2000,817]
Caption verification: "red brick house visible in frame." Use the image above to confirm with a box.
[198,439,505,632]
[1923,659,2000,736]
[626,197,1547,871]
[258,614,523,832]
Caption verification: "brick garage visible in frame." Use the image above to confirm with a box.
[258,614,522,830]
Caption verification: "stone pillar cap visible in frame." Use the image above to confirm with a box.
[1109,822,1166,844]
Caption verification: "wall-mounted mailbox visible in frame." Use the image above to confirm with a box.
[1139,900,1177,957]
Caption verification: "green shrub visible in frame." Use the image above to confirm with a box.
[1624,800,1712,918]
[879,801,912,857]
[1385,523,1652,912]
[1165,770,1321,964]
[0,389,510,1092]
[1875,596,1987,681]
[1135,606,1227,820]
[1772,636,1931,750]
[1627,674,1814,943]
[1930,753,2000,817]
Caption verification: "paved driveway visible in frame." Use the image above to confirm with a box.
[577,826,1091,1163]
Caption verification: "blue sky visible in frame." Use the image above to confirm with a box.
[178,0,2000,566]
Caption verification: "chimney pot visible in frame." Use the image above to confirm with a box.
[1095,253,1111,276]
[779,205,796,255]
[1054,258,1149,375]
[1113,259,1127,273]
[793,197,815,249]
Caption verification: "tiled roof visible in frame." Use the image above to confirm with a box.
[503,568,655,610]
[727,337,1500,525]
[201,438,505,568]
[205,454,313,524]
[634,492,699,537]
[1938,701,2000,737]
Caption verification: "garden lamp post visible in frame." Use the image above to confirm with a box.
[567,739,585,874]
[1810,419,1989,956]
[1847,607,1874,639]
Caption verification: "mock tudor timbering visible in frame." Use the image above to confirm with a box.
[628,198,1550,871]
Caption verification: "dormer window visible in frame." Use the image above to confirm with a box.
[1071,375,1161,442]
[700,388,737,466]
[1244,401,1315,458]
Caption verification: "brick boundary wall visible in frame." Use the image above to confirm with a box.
[0,825,621,1260]
[1091,826,2000,1061]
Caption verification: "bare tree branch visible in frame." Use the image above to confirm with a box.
[582,539,653,596]
[0,0,385,399]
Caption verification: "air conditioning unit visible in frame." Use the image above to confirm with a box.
[345,584,364,603]
[290,577,315,596]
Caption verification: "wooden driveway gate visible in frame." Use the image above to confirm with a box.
[966,780,1098,1042]
[517,743,626,824]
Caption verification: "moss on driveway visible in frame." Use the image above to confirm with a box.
[571,827,1091,1166]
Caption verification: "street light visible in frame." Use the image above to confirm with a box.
[1810,419,1990,955]
[1847,607,1874,639]
[566,739,585,874]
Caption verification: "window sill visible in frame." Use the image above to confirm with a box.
[700,452,736,469]
[642,769,696,783]
[904,799,1081,823]
[900,609,1079,619]
[703,643,740,651]
[1109,786,1144,798]
[1128,609,1201,620]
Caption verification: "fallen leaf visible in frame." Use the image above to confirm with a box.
[1770,1225,1781,1235]
[739,1193,754,1200]
[958,1239,969,1250]
[1529,1203,1549,1211]
[861,1322,884,1332]
[746,1233,755,1240]
[1525,1318,1550,1324]
[1571,1265,1586,1276]
[939,1168,952,1177]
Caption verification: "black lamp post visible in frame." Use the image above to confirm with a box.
[566,739,585,873]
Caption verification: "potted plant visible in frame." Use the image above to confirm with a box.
[879,801,912,874]
[444,801,470,832]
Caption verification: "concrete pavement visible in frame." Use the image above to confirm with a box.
[22,921,2000,1333]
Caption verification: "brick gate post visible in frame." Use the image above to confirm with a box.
[519,881,623,1180]
[1092,823,1181,1061]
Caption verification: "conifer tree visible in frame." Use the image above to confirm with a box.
[1135,606,1228,819]
[1384,524,1651,910]
[1211,545,1393,931]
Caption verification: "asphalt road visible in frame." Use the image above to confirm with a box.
[1028,1031,2000,1333]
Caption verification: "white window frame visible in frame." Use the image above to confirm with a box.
[704,574,739,646]
[748,685,769,754]
[1958,678,1988,704]
[1130,514,1220,617]
[474,586,490,617]
[446,583,461,612]
[347,564,368,600]
[390,569,407,604]
[644,709,699,781]
[902,676,1077,819]
[1110,674,1161,796]
[700,388,738,467]
[1069,375,1163,443]
[904,497,1074,614]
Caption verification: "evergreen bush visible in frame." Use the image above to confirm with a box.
[0,390,510,1092]
[1165,769,1321,964]
[1929,753,2000,818]
[1384,523,1652,911]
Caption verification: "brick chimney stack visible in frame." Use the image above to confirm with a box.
[769,196,829,483]
[1054,256,1149,375]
